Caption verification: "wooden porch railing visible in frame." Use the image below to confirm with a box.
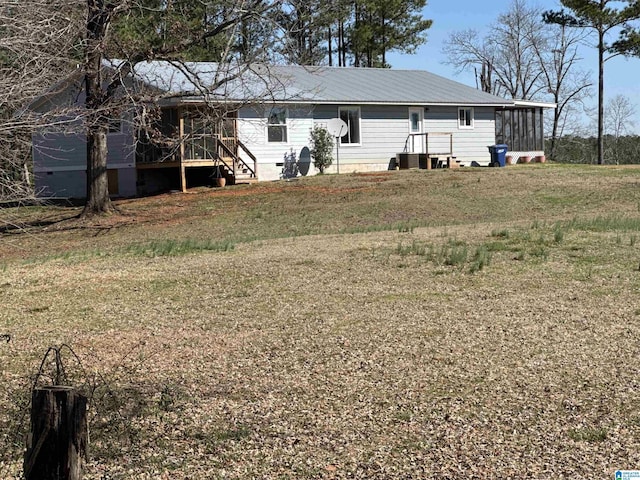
[403,132,454,157]
[136,133,258,182]
[216,137,257,179]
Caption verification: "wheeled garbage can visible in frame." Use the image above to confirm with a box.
[488,144,508,167]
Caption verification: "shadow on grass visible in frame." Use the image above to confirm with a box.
[0,214,79,234]
[0,205,137,237]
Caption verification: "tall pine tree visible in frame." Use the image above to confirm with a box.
[279,0,432,68]
[544,0,640,165]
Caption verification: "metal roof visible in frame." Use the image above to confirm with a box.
[129,61,519,107]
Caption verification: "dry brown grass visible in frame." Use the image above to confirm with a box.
[1,164,640,478]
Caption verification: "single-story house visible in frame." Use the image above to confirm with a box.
[29,62,555,198]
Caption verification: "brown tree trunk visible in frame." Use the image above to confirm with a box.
[24,386,88,480]
[381,14,386,67]
[597,27,605,165]
[328,25,333,66]
[354,3,360,67]
[84,124,112,215]
[550,100,560,160]
[82,0,114,217]
[338,22,344,66]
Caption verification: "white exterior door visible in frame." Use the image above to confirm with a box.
[408,107,424,153]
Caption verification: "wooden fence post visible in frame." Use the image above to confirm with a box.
[24,386,88,480]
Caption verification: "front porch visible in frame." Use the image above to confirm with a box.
[135,108,258,193]
[398,132,460,169]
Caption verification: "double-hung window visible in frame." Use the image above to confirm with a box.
[338,106,361,145]
[458,107,474,129]
[267,107,287,143]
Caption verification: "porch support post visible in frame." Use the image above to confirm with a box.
[179,109,186,193]
[180,164,187,193]
[233,116,239,179]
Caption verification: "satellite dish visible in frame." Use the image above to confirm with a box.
[327,118,348,138]
[298,147,311,176]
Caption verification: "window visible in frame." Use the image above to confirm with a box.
[267,107,287,143]
[339,106,361,145]
[410,111,421,133]
[458,107,474,129]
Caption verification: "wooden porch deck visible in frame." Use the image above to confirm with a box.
[399,132,460,169]
[137,136,258,191]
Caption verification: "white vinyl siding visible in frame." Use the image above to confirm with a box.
[237,105,314,180]
[313,104,407,165]
[427,106,495,164]
[33,129,135,171]
[33,121,137,197]
[32,133,87,170]
[237,103,498,180]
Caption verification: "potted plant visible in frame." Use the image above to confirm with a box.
[212,165,226,188]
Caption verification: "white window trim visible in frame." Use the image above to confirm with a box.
[458,107,474,130]
[338,106,362,147]
[266,106,289,144]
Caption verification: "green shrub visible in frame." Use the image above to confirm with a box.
[309,126,334,174]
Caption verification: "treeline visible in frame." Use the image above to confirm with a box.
[279,0,432,67]
[111,0,432,68]
[548,135,640,165]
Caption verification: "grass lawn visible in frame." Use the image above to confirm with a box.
[1,164,640,478]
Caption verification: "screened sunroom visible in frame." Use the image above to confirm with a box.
[495,101,551,163]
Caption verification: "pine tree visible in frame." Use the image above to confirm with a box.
[279,0,432,68]
[544,0,640,165]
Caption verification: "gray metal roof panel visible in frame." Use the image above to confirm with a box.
[130,61,515,106]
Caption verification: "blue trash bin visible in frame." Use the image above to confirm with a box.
[488,144,508,167]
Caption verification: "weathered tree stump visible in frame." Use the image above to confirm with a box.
[24,386,88,480]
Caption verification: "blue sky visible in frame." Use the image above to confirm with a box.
[387,0,640,132]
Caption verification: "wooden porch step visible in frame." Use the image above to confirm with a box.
[222,157,255,176]
[234,175,259,185]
